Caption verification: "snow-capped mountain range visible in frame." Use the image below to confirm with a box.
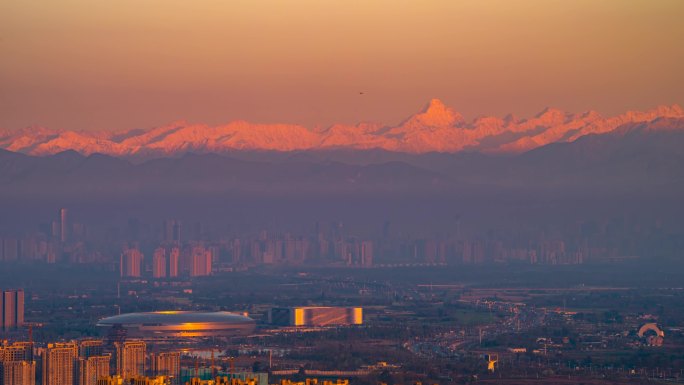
[1,99,683,157]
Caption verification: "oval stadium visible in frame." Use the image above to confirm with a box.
[97,311,256,339]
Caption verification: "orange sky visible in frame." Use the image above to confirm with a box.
[1,0,683,131]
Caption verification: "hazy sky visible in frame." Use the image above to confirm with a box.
[1,0,683,131]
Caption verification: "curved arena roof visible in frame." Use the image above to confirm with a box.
[97,311,255,338]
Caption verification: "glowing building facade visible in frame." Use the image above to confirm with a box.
[42,343,77,385]
[115,341,146,379]
[1,290,24,330]
[0,360,35,385]
[269,307,363,327]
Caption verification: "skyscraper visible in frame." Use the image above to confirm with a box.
[0,342,33,362]
[1,238,19,262]
[151,352,179,385]
[152,248,166,279]
[120,248,143,278]
[168,248,179,278]
[78,340,104,359]
[0,360,36,385]
[190,246,211,277]
[78,355,111,385]
[1,290,24,330]
[114,341,145,379]
[59,208,68,243]
[360,241,374,267]
[163,220,181,244]
[42,343,77,385]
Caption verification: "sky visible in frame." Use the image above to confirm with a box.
[1,0,683,131]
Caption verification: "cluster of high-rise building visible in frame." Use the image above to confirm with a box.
[97,375,170,385]
[183,377,342,385]
[151,248,179,279]
[185,377,259,385]
[273,380,347,385]
[60,219,595,274]
[0,342,34,385]
[0,339,181,385]
[3,210,681,268]
[0,208,89,264]
[121,244,214,279]
[217,233,583,267]
[0,235,58,264]
[402,238,586,265]
[224,235,373,268]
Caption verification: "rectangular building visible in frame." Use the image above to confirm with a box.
[120,248,143,278]
[189,247,211,277]
[78,340,104,359]
[0,360,36,385]
[0,342,33,362]
[152,248,167,279]
[115,341,146,379]
[151,352,180,385]
[78,355,111,385]
[269,307,362,327]
[42,343,77,385]
[1,290,24,330]
[168,248,180,278]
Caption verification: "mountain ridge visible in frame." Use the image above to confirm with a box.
[1,101,683,158]
[1,118,684,200]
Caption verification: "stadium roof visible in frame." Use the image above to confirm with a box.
[97,311,254,326]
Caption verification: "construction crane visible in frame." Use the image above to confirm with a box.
[24,322,42,343]
[484,354,498,372]
[180,347,225,379]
